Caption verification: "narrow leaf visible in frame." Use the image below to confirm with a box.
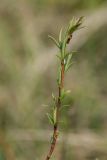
[56,54,61,60]
[59,27,63,42]
[68,16,84,35]
[57,66,61,85]
[62,104,70,107]
[52,93,56,101]
[60,104,70,110]
[47,113,54,125]
[53,108,57,125]
[65,62,73,72]
[60,89,66,100]
[50,136,54,144]
[48,35,60,48]
[64,54,73,71]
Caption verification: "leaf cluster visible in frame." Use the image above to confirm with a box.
[47,93,57,125]
[47,17,84,126]
[49,16,84,59]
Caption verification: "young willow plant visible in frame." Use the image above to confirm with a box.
[45,17,84,160]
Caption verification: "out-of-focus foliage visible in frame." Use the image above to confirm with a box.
[0,0,107,159]
[30,0,107,11]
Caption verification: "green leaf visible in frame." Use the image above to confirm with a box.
[62,36,68,57]
[60,89,66,100]
[67,53,73,61]
[56,54,61,60]
[62,104,70,108]
[60,89,71,100]
[53,108,57,125]
[47,113,54,125]
[60,104,70,110]
[64,53,73,72]
[65,62,73,72]
[68,17,75,30]
[52,93,56,101]
[50,136,54,144]
[76,26,85,31]
[59,27,63,42]
[48,35,60,48]
[68,16,84,35]
[57,66,61,85]
[77,16,84,24]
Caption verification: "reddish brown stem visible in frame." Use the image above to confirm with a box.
[45,61,64,160]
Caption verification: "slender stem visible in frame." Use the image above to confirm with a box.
[45,61,65,160]
[45,16,83,160]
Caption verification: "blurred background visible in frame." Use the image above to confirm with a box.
[0,0,107,159]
